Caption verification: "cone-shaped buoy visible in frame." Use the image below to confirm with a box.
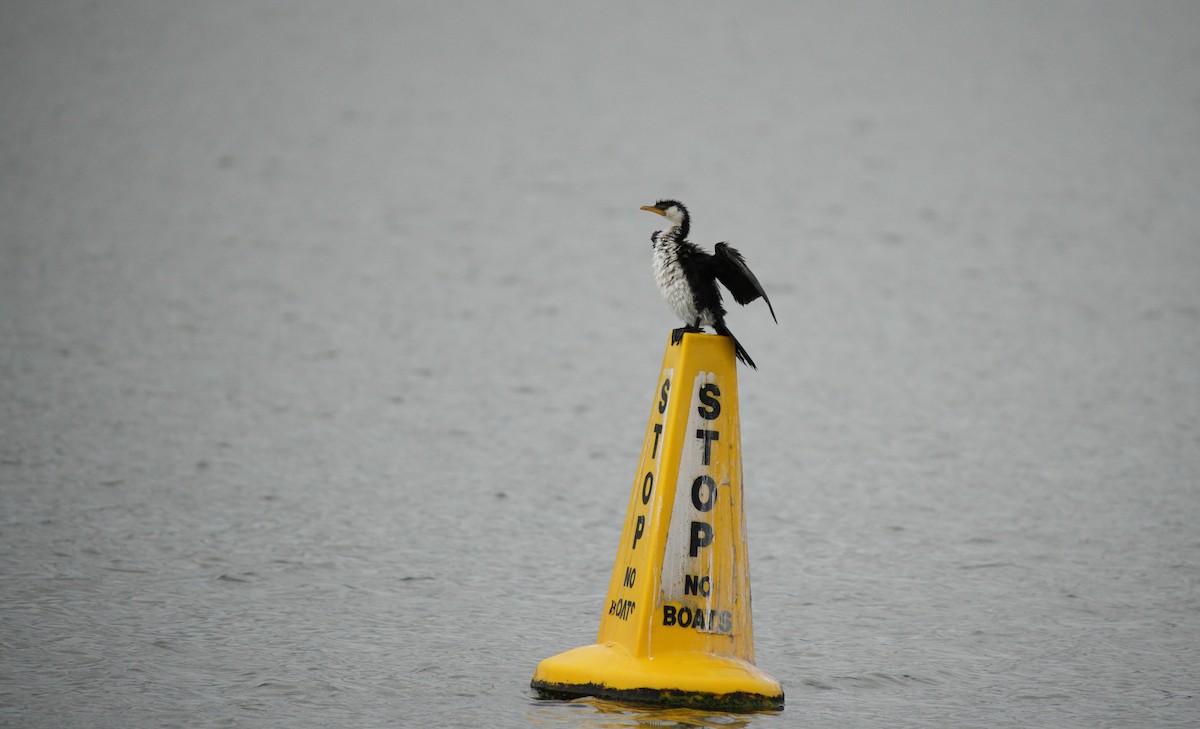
[532,331,783,711]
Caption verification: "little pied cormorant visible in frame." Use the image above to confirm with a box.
[641,199,777,369]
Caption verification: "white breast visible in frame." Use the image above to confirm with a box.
[652,237,702,326]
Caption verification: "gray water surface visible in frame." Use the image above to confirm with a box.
[3,2,1199,727]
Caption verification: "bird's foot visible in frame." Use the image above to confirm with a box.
[671,326,704,345]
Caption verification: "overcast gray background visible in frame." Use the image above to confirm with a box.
[3,2,1198,727]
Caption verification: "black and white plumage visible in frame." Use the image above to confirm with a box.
[640,199,777,369]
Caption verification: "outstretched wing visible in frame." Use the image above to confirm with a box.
[713,242,777,323]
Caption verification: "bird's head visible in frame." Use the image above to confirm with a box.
[640,199,690,237]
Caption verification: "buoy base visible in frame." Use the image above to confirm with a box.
[531,643,784,712]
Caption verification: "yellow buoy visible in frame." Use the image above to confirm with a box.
[532,331,784,711]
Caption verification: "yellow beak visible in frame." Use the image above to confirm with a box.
[640,205,666,216]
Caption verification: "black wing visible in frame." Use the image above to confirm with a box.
[712,242,777,323]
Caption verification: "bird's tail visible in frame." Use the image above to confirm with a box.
[714,322,757,370]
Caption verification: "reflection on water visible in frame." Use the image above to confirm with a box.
[527,697,762,729]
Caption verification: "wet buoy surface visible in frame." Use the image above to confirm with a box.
[532,332,783,711]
